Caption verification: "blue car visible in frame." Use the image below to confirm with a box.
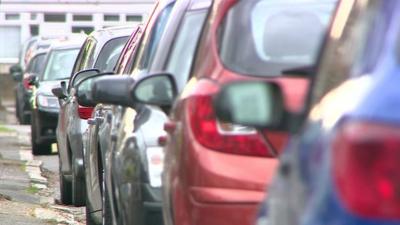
[214,0,400,224]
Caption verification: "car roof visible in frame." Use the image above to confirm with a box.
[150,0,212,71]
[87,26,135,45]
[49,34,88,51]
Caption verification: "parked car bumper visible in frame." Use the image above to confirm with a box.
[34,107,58,143]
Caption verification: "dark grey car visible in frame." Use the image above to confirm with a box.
[15,49,47,124]
[52,26,133,207]
[75,0,212,224]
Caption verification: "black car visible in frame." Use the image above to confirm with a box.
[30,36,86,155]
[51,26,133,208]
[75,0,212,224]
[11,35,68,124]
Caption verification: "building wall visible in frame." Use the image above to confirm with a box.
[0,0,156,73]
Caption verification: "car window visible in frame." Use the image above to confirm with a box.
[115,28,143,75]
[166,9,208,91]
[42,48,80,81]
[31,54,46,74]
[218,0,336,77]
[94,36,129,72]
[72,38,97,75]
[132,2,175,73]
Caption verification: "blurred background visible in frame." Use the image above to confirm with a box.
[0,0,155,106]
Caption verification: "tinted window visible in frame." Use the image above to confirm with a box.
[134,3,175,73]
[219,0,336,77]
[94,36,129,72]
[166,10,208,91]
[42,49,79,81]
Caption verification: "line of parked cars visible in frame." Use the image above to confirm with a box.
[10,0,396,224]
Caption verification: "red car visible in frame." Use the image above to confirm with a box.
[131,0,331,224]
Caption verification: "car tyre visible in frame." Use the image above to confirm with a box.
[72,151,86,206]
[59,154,73,205]
[86,197,98,225]
[102,170,112,225]
[31,115,52,155]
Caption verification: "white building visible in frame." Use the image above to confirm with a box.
[0,0,155,72]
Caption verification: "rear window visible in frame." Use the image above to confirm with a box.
[42,48,79,81]
[219,0,336,77]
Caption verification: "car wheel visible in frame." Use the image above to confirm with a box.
[20,112,31,125]
[72,151,85,206]
[59,168,73,205]
[31,115,52,155]
[86,197,98,225]
[15,96,21,122]
[102,169,112,225]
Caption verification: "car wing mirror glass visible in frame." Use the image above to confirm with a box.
[214,81,286,130]
[131,73,177,107]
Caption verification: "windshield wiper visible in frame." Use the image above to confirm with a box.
[281,65,315,77]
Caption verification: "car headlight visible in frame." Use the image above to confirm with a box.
[37,94,59,109]
[146,147,164,188]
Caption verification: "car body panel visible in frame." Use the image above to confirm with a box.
[259,1,400,225]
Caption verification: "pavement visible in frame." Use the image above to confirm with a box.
[0,100,86,225]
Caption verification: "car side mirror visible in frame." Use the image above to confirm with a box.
[51,82,67,99]
[214,81,286,129]
[27,74,38,86]
[10,64,23,81]
[83,75,135,107]
[131,73,177,107]
[75,72,115,107]
[70,68,101,87]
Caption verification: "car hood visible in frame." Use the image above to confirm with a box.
[37,80,68,96]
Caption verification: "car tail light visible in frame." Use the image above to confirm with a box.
[78,105,94,120]
[187,81,273,157]
[333,121,400,219]
[23,77,33,90]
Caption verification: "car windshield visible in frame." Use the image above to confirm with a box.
[219,0,337,77]
[31,54,46,74]
[42,48,79,81]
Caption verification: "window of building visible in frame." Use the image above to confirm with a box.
[73,15,93,21]
[104,15,120,21]
[31,13,37,20]
[44,14,66,22]
[5,14,20,20]
[72,26,94,34]
[30,25,39,36]
[0,26,21,58]
[126,15,142,22]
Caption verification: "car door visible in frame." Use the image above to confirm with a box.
[57,37,97,174]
